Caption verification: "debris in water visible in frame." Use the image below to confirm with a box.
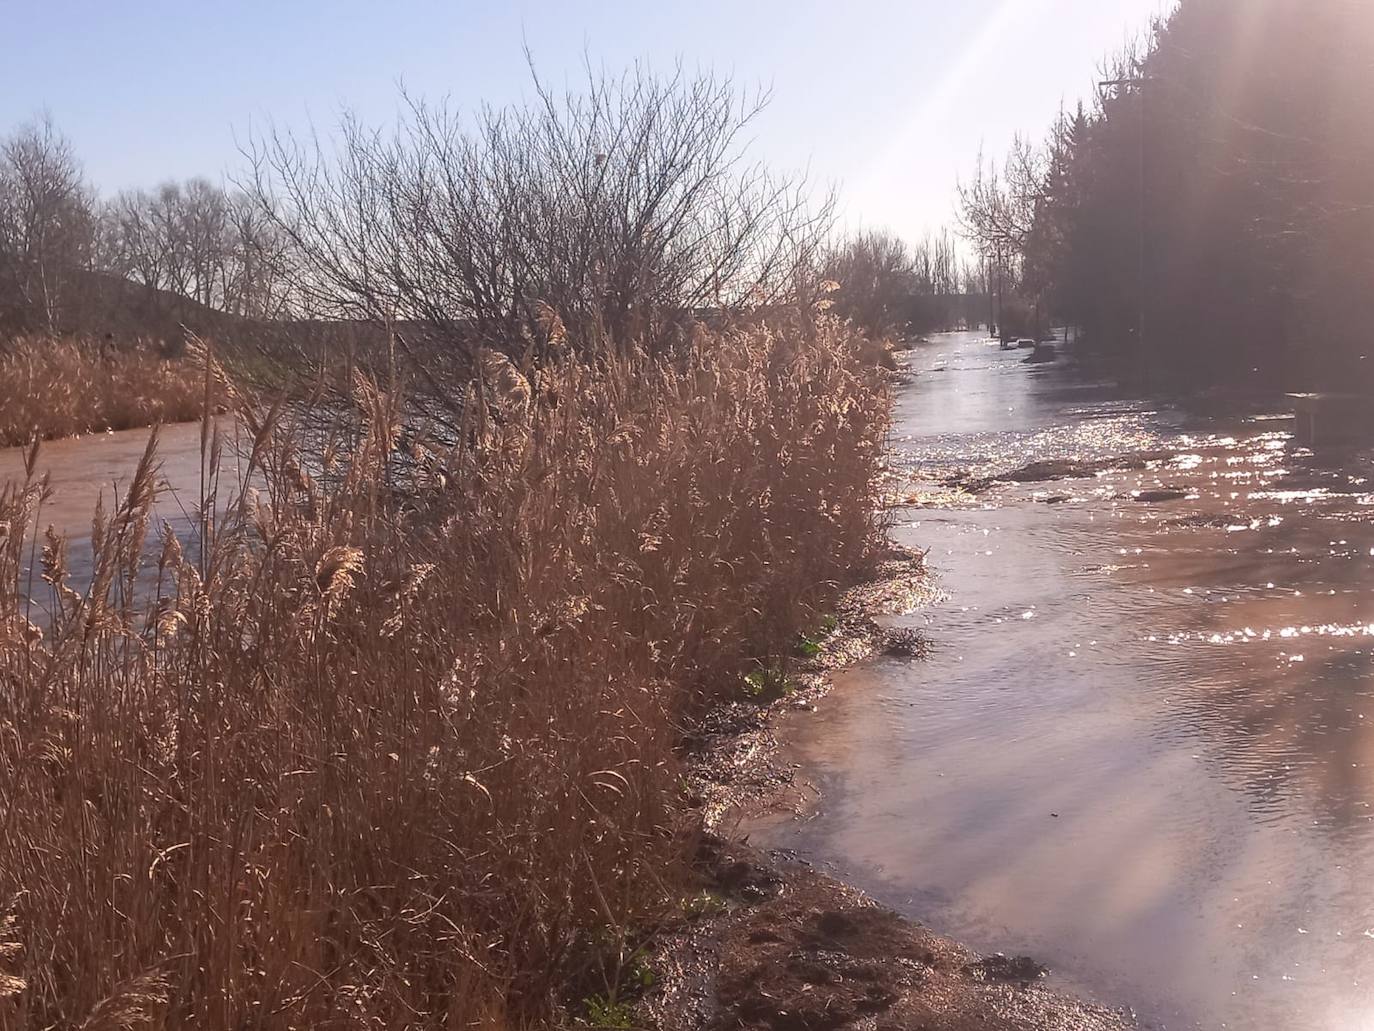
[881,627,929,659]
[1129,488,1190,502]
[964,954,1049,985]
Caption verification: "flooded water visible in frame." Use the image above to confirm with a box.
[750,331,1374,1030]
[0,421,233,614]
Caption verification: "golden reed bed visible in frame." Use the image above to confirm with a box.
[0,310,889,1029]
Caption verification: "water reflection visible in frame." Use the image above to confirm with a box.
[751,332,1374,1030]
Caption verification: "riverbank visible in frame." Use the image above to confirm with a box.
[637,540,1137,1030]
[649,838,1135,1031]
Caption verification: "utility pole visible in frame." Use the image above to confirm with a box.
[985,252,995,334]
[995,241,1006,341]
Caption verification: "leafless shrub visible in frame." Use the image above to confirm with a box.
[243,60,833,360]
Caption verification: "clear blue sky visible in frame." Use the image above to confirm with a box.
[2,0,1170,242]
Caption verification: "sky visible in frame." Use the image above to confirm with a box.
[1,0,1172,243]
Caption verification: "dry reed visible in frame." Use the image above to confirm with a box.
[0,336,207,447]
[0,310,888,1029]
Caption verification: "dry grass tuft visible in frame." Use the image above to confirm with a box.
[0,336,209,446]
[0,310,888,1028]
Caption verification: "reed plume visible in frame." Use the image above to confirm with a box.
[0,309,888,1029]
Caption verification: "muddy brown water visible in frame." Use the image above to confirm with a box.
[749,331,1374,1030]
[0,420,244,615]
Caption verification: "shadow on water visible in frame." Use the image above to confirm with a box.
[749,331,1374,1031]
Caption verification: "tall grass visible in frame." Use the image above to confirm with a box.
[0,310,888,1029]
[0,337,207,447]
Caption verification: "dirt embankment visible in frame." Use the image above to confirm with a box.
[646,837,1134,1031]
[641,546,1137,1031]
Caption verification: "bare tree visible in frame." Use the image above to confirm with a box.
[223,191,294,318]
[957,138,1044,258]
[179,178,230,307]
[957,137,1049,335]
[101,188,166,290]
[825,229,976,337]
[98,178,295,317]
[242,59,833,361]
[825,230,915,336]
[0,114,96,331]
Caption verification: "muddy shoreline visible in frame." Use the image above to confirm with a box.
[642,543,1138,1031]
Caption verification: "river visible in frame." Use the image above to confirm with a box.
[0,420,241,615]
[750,330,1374,1030]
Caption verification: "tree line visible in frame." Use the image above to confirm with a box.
[0,115,293,334]
[824,228,986,339]
[961,0,1374,390]
[3,65,983,358]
